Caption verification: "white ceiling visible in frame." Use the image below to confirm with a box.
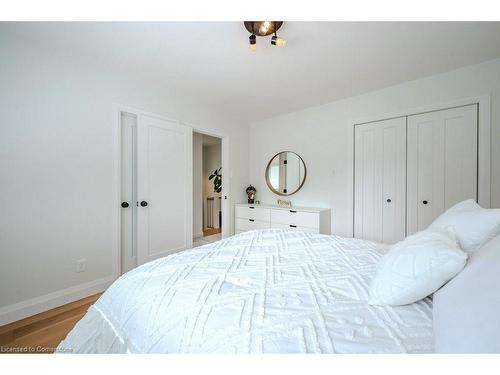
[3,22,500,123]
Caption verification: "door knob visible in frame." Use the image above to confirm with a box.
[140,201,148,207]
[121,202,129,208]
[422,200,428,205]
[386,198,392,203]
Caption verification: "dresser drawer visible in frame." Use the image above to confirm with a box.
[271,223,319,234]
[235,218,271,232]
[235,206,271,221]
[270,209,319,228]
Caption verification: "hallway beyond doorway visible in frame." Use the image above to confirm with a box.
[203,227,221,237]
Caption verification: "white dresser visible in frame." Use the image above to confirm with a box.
[235,204,331,235]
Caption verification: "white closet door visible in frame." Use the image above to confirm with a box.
[137,114,192,265]
[407,104,477,234]
[354,117,406,243]
[120,112,137,273]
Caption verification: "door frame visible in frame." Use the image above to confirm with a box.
[111,104,230,279]
[187,124,231,240]
[347,94,491,238]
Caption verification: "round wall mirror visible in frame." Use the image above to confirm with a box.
[265,151,306,196]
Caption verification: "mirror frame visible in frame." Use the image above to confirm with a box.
[265,151,307,196]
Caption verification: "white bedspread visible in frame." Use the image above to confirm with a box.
[58,229,433,353]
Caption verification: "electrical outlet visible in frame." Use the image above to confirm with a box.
[76,259,87,273]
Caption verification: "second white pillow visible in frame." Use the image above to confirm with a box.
[368,228,467,306]
[429,199,500,253]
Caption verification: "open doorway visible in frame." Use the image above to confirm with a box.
[193,132,222,247]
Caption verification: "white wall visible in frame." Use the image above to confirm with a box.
[203,143,222,229]
[250,58,500,237]
[192,133,204,238]
[0,35,249,324]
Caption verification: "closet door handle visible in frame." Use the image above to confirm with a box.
[290,210,297,213]
[386,198,391,203]
[121,202,129,208]
[289,224,297,228]
[140,201,148,207]
[249,219,255,222]
[422,200,428,205]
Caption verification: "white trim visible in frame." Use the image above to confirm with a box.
[184,122,231,239]
[184,124,194,249]
[346,94,492,237]
[0,276,113,326]
[111,104,122,280]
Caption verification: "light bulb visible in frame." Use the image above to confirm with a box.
[250,43,257,52]
[271,35,287,47]
[276,37,286,46]
[259,21,271,35]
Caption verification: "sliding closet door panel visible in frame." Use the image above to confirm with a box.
[354,117,406,243]
[407,105,477,234]
[381,123,407,244]
[137,115,192,265]
[443,108,478,207]
[354,127,381,242]
[407,119,445,233]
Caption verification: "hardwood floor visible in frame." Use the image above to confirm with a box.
[0,293,101,354]
[203,227,221,236]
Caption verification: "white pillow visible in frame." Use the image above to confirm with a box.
[429,199,500,253]
[368,228,467,306]
[433,234,500,353]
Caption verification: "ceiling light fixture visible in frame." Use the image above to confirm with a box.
[244,21,286,51]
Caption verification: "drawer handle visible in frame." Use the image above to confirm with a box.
[289,224,297,228]
[249,219,255,222]
[290,210,297,213]
[249,206,255,209]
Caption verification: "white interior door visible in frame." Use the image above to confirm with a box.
[407,104,478,234]
[120,112,138,273]
[137,114,192,265]
[354,117,406,243]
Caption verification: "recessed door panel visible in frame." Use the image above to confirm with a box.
[137,114,192,265]
[407,104,477,234]
[354,117,406,243]
[120,112,137,273]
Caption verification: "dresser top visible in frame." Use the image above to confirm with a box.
[235,203,330,213]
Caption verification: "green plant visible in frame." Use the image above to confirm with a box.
[209,167,222,193]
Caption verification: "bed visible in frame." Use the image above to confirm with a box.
[57,229,433,353]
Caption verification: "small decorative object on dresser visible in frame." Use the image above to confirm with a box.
[277,199,292,208]
[235,203,331,234]
[246,185,257,203]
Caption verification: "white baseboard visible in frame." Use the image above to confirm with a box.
[0,276,114,326]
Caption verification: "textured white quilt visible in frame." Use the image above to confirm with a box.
[58,229,433,353]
